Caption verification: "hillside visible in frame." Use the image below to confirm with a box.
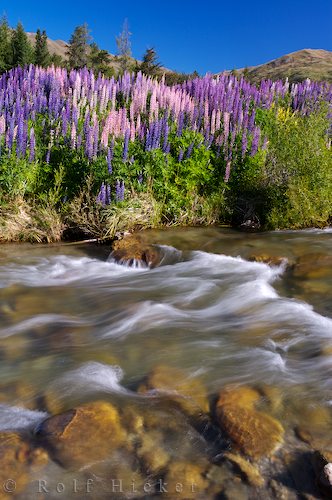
[27,32,69,59]
[25,35,332,84]
[229,49,332,84]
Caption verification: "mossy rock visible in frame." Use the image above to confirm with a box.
[137,430,170,474]
[138,365,209,416]
[111,235,162,268]
[36,401,127,469]
[216,386,284,459]
[224,451,264,487]
[0,432,48,498]
[248,254,288,267]
[293,253,332,279]
[163,461,208,499]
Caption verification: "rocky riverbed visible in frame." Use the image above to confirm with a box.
[0,227,331,498]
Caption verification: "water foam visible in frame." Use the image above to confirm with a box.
[0,405,47,431]
[48,362,130,398]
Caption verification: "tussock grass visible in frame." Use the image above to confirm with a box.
[0,198,64,243]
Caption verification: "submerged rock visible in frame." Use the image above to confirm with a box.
[138,365,209,417]
[110,235,162,268]
[0,381,37,410]
[0,432,48,497]
[248,253,288,267]
[293,253,332,279]
[216,386,284,459]
[163,461,208,499]
[137,430,170,474]
[224,451,264,487]
[36,401,127,469]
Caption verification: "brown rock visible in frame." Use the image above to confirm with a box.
[137,431,170,474]
[216,386,284,459]
[258,384,284,413]
[0,432,48,499]
[248,254,288,267]
[138,365,209,416]
[0,335,30,362]
[0,381,37,410]
[111,235,162,268]
[37,401,127,469]
[293,253,332,279]
[163,461,208,499]
[224,451,264,487]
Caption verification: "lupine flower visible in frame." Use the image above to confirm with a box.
[123,129,130,160]
[250,126,261,156]
[115,180,125,202]
[29,127,35,162]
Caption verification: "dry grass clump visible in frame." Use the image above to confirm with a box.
[0,198,64,243]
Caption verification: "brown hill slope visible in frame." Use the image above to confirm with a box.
[27,33,69,59]
[229,49,332,83]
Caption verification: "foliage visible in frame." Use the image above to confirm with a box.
[67,23,91,69]
[139,48,161,77]
[88,42,111,74]
[0,65,331,240]
[11,22,34,67]
[35,29,50,67]
[116,19,132,73]
[0,17,12,73]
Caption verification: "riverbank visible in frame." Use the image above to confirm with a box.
[0,67,331,242]
[0,193,330,244]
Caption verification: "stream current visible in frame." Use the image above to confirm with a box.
[0,227,331,498]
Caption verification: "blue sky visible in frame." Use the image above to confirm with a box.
[3,0,332,74]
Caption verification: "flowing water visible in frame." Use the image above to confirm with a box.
[0,227,332,499]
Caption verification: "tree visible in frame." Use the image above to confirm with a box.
[35,29,50,67]
[88,42,111,74]
[0,16,12,72]
[50,53,65,67]
[116,19,132,73]
[140,47,161,77]
[11,22,34,67]
[67,23,91,69]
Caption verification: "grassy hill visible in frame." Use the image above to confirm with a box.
[229,49,332,83]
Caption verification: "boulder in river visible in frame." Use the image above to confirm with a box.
[36,400,127,469]
[110,235,162,268]
[216,385,284,459]
[248,253,288,267]
[138,365,210,417]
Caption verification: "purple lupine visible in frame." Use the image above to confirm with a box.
[178,149,184,162]
[115,180,125,202]
[96,182,106,205]
[107,142,114,173]
[46,148,51,164]
[29,127,36,162]
[224,160,231,182]
[241,132,248,159]
[123,129,130,160]
[186,142,194,158]
[250,126,261,156]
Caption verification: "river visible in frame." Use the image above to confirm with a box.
[0,227,331,499]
